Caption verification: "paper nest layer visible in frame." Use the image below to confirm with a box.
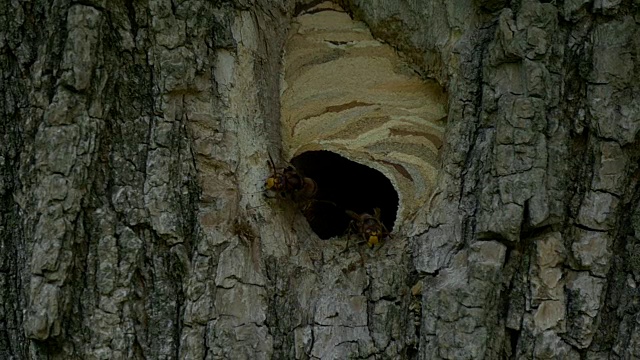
[280,2,447,226]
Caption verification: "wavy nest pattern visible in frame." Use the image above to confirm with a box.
[280,1,448,226]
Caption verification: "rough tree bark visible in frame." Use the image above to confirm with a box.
[1,0,639,359]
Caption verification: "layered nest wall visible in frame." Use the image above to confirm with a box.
[281,1,447,236]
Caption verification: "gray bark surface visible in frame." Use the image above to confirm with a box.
[1,0,639,359]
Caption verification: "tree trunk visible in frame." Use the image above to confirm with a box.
[1,0,639,359]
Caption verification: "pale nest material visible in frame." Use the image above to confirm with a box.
[280,2,447,227]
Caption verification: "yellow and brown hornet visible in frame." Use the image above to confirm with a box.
[346,208,389,248]
[265,155,318,200]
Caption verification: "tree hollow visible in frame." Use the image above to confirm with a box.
[281,1,447,227]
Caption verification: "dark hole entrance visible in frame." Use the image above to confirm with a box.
[291,150,399,240]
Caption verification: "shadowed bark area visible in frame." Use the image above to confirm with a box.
[0,0,639,359]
